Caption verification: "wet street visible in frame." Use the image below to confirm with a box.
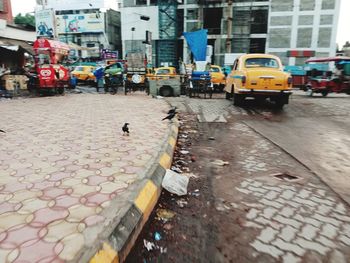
[127,90,350,263]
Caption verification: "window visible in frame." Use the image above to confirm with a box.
[204,8,222,34]
[318,28,332,48]
[322,0,335,10]
[136,0,147,5]
[268,28,291,48]
[156,69,170,74]
[297,28,313,48]
[298,15,314,26]
[300,0,315,11]
[111,64,122,69]
[320,15,333,25]
[0,0,4,12]
[271,0,293,12]
[245,58,279,68]
[250,38,266,53]
[270,16,292,26]
[209,67,220,73]
[186,9,198,20]
[251,9,268,34]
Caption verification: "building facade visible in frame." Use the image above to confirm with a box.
[267,0,340,66]
[121,0,340,67]
[37,0,122,60]
[0,0,13,23]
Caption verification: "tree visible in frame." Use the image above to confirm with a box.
[14,13,35,28]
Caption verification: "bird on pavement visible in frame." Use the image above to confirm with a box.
[162,111,177,121]
[122,123,129,135]
[167,106,177,115]
[0,129,5,133]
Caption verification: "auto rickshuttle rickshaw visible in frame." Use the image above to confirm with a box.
[304,56,350,96]
[33,39,70,94]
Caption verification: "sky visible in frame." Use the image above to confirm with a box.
[10,0,350,48]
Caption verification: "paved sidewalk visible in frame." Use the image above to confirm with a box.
[0,93,172,262]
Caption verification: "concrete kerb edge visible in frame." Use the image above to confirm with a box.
[89,120,179,263]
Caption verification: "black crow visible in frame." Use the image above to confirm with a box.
[167,106,177,115]
[0,129,5,133]
[162,111,177,121]
[122,123,129,135]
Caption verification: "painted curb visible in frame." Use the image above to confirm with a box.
[89,121,179,263]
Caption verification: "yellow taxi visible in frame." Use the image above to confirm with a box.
[146,68,155,79]
[71,66,96,81]
[224,54,292,108]
[148,67,177,80]
[209,65,226,91]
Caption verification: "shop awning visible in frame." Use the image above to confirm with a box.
[0,38,34,54]
[33,39,70,55]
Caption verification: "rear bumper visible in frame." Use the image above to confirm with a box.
[237,88,292,96]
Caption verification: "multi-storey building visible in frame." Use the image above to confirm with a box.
[120,0,340,67]
[38,0,122,59]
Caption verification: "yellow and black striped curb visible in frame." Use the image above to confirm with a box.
[90,121,179,263]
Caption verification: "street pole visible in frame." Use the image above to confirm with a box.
[226,0,233,53]
[131,27,135,52]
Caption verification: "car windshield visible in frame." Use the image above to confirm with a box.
[156,69,170,74]
[245,58,279,68]
[210,67,220,72]
[107,63,122,69]
[74,66,84,71]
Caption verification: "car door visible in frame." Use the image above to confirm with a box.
[225,59,237,93]
[231,58,241,92]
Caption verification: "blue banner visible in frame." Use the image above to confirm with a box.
[183,29,208,61]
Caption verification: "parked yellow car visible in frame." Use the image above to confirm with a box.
[148,67,177,80]
[146,68,155,79]
[71,66,96,82]
[210,65,226,91]
[225,54,292,108]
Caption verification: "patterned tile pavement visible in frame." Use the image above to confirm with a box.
[0,93,170,262]
[230,121,350,262]
[238,179,350,262]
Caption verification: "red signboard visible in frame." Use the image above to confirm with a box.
[287,50,315,57]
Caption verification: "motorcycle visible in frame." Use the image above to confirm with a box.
[104,73,123,94]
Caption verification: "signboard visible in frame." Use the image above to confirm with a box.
[101,49,118,59]
[56,13,105,34]
[287,50,316,57]
[35,9,56,38]
[145,45,152,65]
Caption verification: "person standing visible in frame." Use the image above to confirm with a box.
[93,67,104,92]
